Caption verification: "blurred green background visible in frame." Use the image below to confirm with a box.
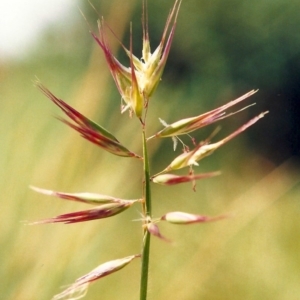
[1,0,300,299]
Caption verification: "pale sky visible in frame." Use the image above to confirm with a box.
[0,0,76,60]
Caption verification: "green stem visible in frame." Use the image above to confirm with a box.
[142,129,151,215]
[140,129,151,300]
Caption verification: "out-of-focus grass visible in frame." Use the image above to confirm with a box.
[1,1,300,300]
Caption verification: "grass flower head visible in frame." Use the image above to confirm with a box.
[30,1,267,299]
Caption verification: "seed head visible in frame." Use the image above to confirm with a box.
[161,211,228,225]
[30,186,139,205]
[30,201,136,225]
[151,172,220,186]
[157,112,268,173]
[91,0,181,118]
[36,82,141,158]
[148,90,258,139]
[53,255,140,300]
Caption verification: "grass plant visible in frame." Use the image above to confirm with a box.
[1,1,299,300]
[28,1,269,299]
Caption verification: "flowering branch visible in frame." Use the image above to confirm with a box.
[30,1,267,299]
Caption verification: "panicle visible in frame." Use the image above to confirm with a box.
[30,1,269,299]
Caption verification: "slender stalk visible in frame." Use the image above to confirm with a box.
[140,128,152,300]
[140,230,151,300]
[142,129,152,214]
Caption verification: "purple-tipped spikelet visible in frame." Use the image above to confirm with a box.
[52,255,140,300]
[30,201,136,225]
[151,172,220,186]
[148,90,258,139]
[36,82,141,158]
[30,186,140,205]
[161,211,228,225]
